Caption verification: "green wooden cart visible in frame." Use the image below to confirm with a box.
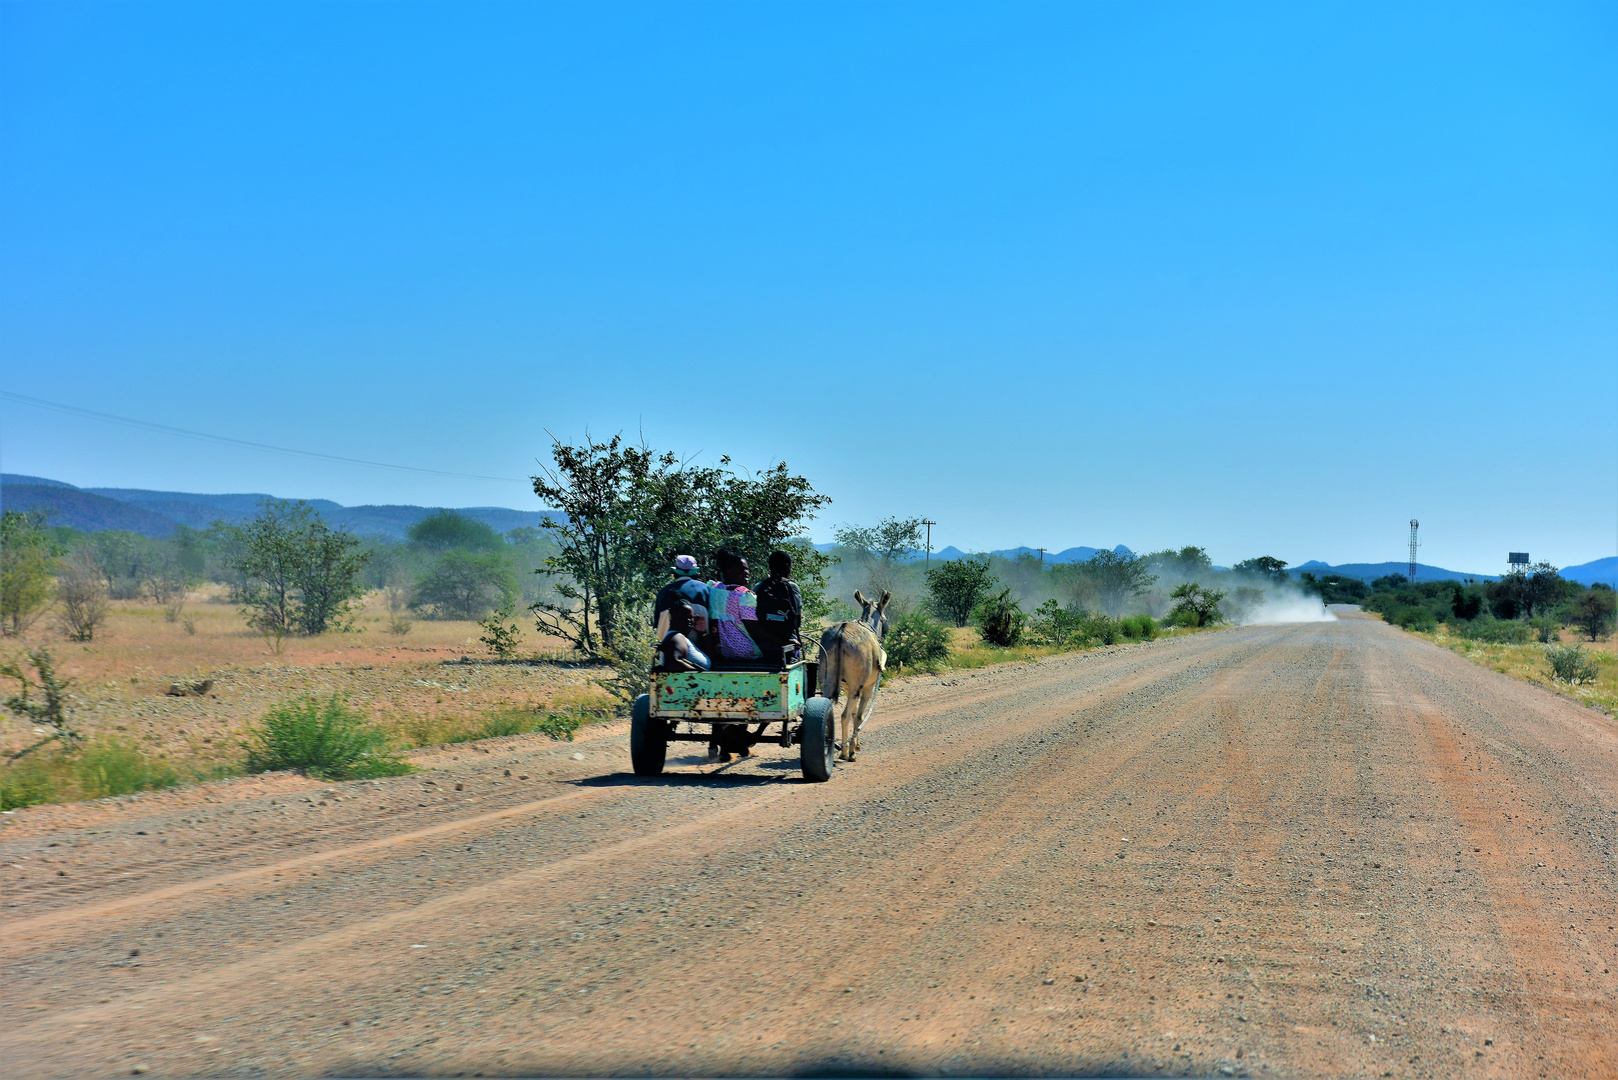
[630,660,837,781]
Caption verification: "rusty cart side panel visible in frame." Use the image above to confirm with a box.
[651,663,807,721]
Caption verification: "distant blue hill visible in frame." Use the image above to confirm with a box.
[813,542,1134,564]
[1,482,181,537]
[1563,556,1618,587]
[1291,560,1496,584]
[1,475,553,540]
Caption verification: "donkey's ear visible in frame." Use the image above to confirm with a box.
[854,590,868,607]
[878,590,892,610]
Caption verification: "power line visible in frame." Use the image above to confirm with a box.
[0,390,528,484]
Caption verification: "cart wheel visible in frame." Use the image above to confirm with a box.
[629,694,666,776]
[800,697,835,783]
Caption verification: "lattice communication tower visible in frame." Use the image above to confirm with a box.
[1408,520,1420,582]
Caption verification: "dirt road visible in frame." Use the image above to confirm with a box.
[3,618,1615,1079]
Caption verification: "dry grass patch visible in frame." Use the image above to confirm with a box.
[1419,624,1618,716]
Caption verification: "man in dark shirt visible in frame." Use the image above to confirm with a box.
[753,549,804,663]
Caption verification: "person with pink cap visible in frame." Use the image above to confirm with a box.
[653,554,706,637]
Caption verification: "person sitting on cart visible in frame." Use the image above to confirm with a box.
[657,596,712,672]
[651,554,713,671]
[653,554,708,637]
[707,548,763,665]
[752,549,804,665]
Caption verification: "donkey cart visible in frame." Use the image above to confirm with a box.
[630,660,837,782]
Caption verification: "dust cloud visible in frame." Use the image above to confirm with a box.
[1234,591,1337,625]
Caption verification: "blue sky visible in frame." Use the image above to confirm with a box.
[2,1,1614,573]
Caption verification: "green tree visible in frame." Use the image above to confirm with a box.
[1,510,57,635]
[1232,555,1290,583]
[232,500,370,640]
[1143,546,1213,578]
[296,518,370,634]
[925,556,996,627]
[204,521,253,601]
[1569,586,1615,641]
[833,517,925,566]
[408,510,504,553]
[1073,550,1157,616]
[1524,562,1570,619]
[531,435,830,654]
[1491,562,1569,620]
[413,550,520,620]
[1169,582,1225,627]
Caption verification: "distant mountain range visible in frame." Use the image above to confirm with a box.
[7,475,1613,585]
[812,542,1135,565]
[1,474,553,540]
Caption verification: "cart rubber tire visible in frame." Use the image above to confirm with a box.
[800,697,835,783]
[629,694,666,776]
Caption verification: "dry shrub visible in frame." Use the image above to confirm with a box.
[56,550,111,642]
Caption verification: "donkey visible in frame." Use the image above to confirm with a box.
[817,590,890,761]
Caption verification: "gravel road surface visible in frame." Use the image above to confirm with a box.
[3,617,1614,1079]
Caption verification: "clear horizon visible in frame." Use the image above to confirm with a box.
[3,2,1614,573]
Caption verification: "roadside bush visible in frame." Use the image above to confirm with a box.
[1529,616,1561,644]
[1545,644,1599,685]
[975,588,1025,647]
[1385,606,1438,632]
[243,696,413,780]
[1027,600,1090,648]
[1168,582,1224,627]
[1118,613,1158,640]
[1455,617,1532,645]
[883,610,952,671]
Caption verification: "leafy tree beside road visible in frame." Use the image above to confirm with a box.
[925,556,996,627]
[1070,549,1157,616]
[1168,582,1225,627]
[531,434,830,655]
[413,550,519,620]
[1,510,58,635]
[232,500,369,642]
[1570,586,1615,641]
[1488,562,1569,620]
[1232,555,1289,583]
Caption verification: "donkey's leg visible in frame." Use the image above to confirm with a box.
[847,696,860,764]
[851,672,882,754]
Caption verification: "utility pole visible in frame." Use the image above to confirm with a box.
[1408,520,1420,582]
[922,519,936,571]
[1037,546,1047,570]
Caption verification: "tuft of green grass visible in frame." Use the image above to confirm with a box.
[76,738,181,799]
[387,702,609,749]
[1,736,190,809]
[243,695,414,780]
[0,754,62,810]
